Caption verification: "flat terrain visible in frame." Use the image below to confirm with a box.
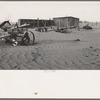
[0,25,100,70]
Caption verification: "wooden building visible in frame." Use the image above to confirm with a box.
[18,19,54,28]
[53,16,79,29]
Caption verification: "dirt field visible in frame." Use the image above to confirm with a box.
[0,25,100,70]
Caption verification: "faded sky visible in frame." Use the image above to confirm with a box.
[0,1,100,22]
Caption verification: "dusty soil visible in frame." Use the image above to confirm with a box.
[0,25,100,70]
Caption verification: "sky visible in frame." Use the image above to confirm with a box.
[0,1,100,22]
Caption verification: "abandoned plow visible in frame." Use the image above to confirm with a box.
[0,21,35,46]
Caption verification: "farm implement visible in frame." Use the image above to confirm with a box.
[0,21,35,46]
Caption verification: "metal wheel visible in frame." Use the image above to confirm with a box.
[21,31,35,45]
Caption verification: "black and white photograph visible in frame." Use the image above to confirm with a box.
[1,1,100,99]
[0,1,100,70]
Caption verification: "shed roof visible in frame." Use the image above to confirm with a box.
[53,16,79,19]
[18,19,52,21]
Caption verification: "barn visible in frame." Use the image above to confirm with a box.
[18,19,54,28]
[53,16,79,29]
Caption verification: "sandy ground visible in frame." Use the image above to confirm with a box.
[0,25,100,70]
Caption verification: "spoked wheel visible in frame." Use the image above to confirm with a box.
[21,31,35,45]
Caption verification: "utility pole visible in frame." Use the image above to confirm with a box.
[66,15,69,29]
[37,18,39,28]
[49,18,52,29]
